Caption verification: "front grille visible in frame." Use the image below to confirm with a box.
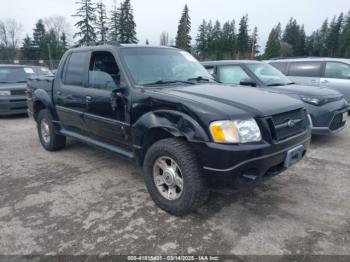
[269,109,308,141]
[11,89,25,96]
[329,113,346,131]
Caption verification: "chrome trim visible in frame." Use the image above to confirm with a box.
[203,137,310,173]
[84,112,130,127]
[56,105,82,115]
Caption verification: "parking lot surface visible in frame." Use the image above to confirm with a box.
[0,116,349,255]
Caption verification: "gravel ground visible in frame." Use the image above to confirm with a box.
[0,115,349,255]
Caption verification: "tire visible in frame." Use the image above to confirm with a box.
[143,138,209,216]
[37,109,66,151]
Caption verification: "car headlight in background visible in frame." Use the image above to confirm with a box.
[301,97,327,106]
[0,90,11,96]
[209,119,262,144]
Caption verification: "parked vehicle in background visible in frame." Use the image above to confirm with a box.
[268,58,350,103]
[32,66,54,77]
[0,65,52,116]
[27,43,310,216]
[202,61,349,135]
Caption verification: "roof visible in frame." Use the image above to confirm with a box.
[267,57,350,64]
[0,64,28,68]
[70,43,177,52]
[201,60,264,66]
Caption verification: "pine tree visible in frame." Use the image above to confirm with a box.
[73,0,97,45]
[176,4,191,52]
[209,20,222,59]
[249,26,259,59]
[118,0,138,43]
[326,14,343,56]
[339,12,350,57]
[237,15,250,59]
[196,20,208,57]
[264,23,282,59]
[95,0,108,42]
[32,19,47,59]
[305,32,316,56]
[109,1,119,41]
[21,35,35,60]
[318,19,329,56]
[228,20,236,58]
[282,18,305,56]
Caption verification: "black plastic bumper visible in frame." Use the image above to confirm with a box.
[306,99,348,135]
[0,96,27,116]
[192,131,311,186]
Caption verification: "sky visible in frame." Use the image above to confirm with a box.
[0,0,349,51]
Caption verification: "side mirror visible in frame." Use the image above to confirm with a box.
[110,87,125,111]
[240,79,257,87]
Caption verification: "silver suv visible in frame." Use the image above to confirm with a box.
[268,58,350,103]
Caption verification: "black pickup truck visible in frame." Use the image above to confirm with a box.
[27,43,311,216]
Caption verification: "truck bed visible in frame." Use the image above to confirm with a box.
[28,75,55,96]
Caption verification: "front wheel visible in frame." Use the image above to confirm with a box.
[143,138,209,216]
[37,109,66,151]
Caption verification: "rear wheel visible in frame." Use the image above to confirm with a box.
[143,138,209,216]
[37,109,66,151]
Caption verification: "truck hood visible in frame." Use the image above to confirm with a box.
[0,82,26,90]
[150,83,304,118]
[266,84,342,98]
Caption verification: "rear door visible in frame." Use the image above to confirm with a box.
[55,51,90,134]
[83,50,131,148]
[287,61,323,86]
[321,61,350,102]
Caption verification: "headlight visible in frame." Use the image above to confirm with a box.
[0,90,11,96]
[209,119,262,144]
[301,97,326,106]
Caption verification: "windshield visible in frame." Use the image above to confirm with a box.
[120,47,214,86]
[0,67,35,83]
[246,63,293,86]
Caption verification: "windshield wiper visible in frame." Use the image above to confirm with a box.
[267,83,285,87]
[187,76,211,82]
[143,80,195,86]
[15,81,27,83]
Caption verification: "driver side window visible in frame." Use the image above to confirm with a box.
[88,51,120,91]
[218,65,252,85]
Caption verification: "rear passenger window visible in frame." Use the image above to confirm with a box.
[288,62,322,77]
[64,52,89,86]
[325,62,350,79]
[269,62,288,74]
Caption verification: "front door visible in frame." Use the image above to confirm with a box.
[83,51,131,148]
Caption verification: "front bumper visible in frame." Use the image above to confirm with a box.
[306,100,348,135]
[0,95,27,116]
[193,130,311,186]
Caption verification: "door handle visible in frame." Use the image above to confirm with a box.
[57,91,62,96]
[86,96,93,103]
[310,79,317,83]
[321,80,329,84]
